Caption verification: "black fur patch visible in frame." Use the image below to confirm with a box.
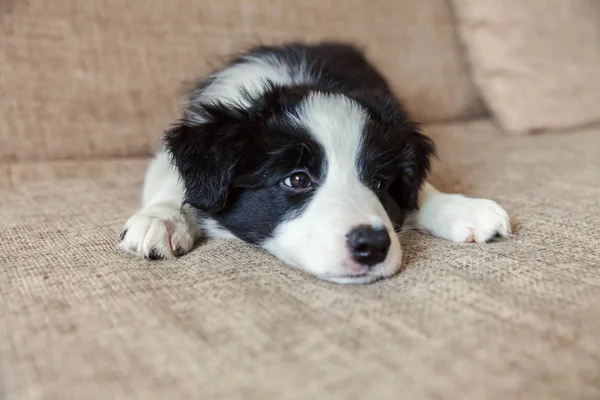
[356,96,436,226]
[165,86,326,245]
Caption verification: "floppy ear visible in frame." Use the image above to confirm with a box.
[164,85,299,212]
[352,92,437,211]
[387,126,436,211]
[163,104,258,212]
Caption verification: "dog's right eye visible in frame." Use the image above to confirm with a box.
[282,172,313,190]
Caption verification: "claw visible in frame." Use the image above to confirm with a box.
[174,247,185,257]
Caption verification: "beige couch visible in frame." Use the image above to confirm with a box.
[2,1,600,399]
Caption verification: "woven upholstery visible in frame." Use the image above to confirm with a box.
[0,0,480,162]
[2,121,599,399]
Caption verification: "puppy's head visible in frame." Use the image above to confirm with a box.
[165,86,434,284]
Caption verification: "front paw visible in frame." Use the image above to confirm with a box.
[119,204,197,260]
[419,194,511,243]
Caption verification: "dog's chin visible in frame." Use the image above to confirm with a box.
[318,264,401,285]
[321,274,385,285]
[291,245,403,285]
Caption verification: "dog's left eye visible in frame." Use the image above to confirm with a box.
[283,172,313,190]
[370,177,383,191]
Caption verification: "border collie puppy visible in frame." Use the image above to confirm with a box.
[119,42,510,284]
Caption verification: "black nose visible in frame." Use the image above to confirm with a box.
[346,225,391,266]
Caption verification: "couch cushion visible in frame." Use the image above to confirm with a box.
[451,0,600,133]
[1,120,600,399]
[0,0,481,162]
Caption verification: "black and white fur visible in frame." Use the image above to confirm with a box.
[119,43,510,284]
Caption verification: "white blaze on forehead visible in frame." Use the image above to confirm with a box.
[292,92,388,224]
[294,92,367,180]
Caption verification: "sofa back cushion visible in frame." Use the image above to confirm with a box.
[0,0,480,162]
[452,0,600,133]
